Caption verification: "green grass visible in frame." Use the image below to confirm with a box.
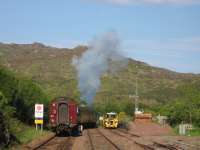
[173,126,200,136]
[3,122,52,150]
[186,128,200,136]
[15,124,51,144]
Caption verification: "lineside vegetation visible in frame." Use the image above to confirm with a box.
[0,67,49,148]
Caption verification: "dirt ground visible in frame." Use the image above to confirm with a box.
[72,130,91,150]
[128,120,174,136]
[128,121,200,149]
[21,121,200,150]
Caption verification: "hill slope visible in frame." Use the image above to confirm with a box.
[0,43,199,111]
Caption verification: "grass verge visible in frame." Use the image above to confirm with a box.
[173,126,200,136]
[6,122,52,150]
[15,124,51,144]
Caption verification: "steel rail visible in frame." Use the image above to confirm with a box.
[33,134,56,150]
[109,129,181,150]
[87,129,95,150]
[96,128,121,150]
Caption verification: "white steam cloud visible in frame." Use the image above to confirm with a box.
[72,32,127,104]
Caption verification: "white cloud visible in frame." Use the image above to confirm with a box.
[94,0,200,5]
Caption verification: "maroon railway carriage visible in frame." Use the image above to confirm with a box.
[49,97,83,135]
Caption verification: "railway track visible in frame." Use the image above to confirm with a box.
[23,128,200,150]
[110,129,167,150]
[87,129,95,150]
[161,139,200,150]
[87,128,121,150]
[32,134,56,150]
[118,129,200,150]
[31,135,74,150]
[109,129,195,150]
[117,128,140,137]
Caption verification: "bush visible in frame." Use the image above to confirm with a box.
[118,112,131,129]
[159,81,200,127]
[0,67,49,124]
[0,67,50,148]
[0,91,15,148]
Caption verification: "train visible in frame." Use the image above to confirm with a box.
[78,106,97,128]
[49,97,97,135]
[103,112,118,128]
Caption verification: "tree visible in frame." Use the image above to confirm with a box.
[0,67,49,124]
[0,91,15,148]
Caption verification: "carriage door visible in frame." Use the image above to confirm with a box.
[68,104,77,124]
[58,103,68,124]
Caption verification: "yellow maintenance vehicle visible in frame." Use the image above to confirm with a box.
[103,112,118,128]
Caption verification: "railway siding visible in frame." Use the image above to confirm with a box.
[87,128,120,150]
[111,128,200,150]
[98,128,144,150]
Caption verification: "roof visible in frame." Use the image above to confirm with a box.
[51,97,77,104]
[106,112,117,115]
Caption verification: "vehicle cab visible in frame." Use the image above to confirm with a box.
[103,112,118,128]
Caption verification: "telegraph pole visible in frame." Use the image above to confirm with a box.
[135,75,139,113]
[129,65,139,114]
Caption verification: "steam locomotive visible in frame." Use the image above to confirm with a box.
[49,97,97,135]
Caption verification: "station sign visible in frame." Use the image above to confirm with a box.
[35,104,44,131]
[35,119,43,124]
[35,104,44,119]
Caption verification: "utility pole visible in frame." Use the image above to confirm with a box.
[129,65,139,114]
[135,75,139,113]
[135,65,139,113]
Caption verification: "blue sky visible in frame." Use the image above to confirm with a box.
[0,0,200,73]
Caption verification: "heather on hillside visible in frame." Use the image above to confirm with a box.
[0,43,199,109]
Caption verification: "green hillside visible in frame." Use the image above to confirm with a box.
[0,43,200,114]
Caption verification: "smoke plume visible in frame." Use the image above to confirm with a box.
[72,32,127,104]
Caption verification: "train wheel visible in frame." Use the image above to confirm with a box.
[79,131,82,136]
[56,129,60,135]
[78,125,83,136]
[68,130,72,136]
